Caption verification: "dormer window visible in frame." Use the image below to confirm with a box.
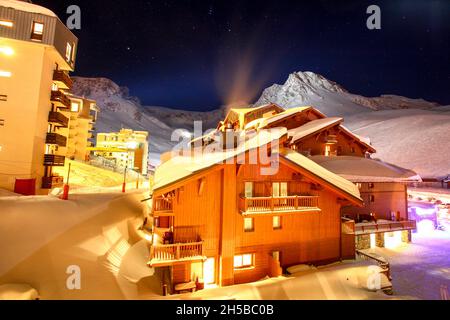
[31,22,44,41]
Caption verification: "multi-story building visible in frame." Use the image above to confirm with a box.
[0,0,78,194]
[148,104,419,291]
[66,94,99,161]
[94,129,149,175]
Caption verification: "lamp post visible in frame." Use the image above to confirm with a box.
[122,165,128,193]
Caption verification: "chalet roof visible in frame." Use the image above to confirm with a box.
[309,156,422,183]
[223,104,285,129]
[288,117,343,142]
[153,128,288,192]
[280,150,363,204]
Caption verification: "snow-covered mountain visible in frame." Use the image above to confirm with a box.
[72,72,449,178]
[72,77,225,162]
[255,71,440,117]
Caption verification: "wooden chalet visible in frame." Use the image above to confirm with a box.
[149,103,420,291]
[149,127,362,290]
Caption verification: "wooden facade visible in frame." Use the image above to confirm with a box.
[151,148,362,290]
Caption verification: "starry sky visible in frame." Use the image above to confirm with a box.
[36,0,450,111]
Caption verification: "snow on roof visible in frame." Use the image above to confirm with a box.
[153,128,288,192]
[280,149,363,203]
[259,106,314,127]
[0,0,57,17]
[309,155,421,183]
[288,117,343,142]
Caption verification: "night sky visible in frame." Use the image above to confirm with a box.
[35,0,450,111]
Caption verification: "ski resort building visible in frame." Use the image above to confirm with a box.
[0,0,78,193]
[66,95,99,161]
[94,129,149,175]
[148,104,420,291]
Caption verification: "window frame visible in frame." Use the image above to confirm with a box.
[243,217,254,232]
[31,21,44,41]
[273,215,282,230]
[234,253,255,270]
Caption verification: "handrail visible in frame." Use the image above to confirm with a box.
[240,195,320,213]
[355,220,416,234]
[356,249,391,280]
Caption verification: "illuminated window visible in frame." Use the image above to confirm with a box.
[71,102,80,112]
[272,182,287,197]
[244,182,253,198]
[0,20,13,28]
[272,251,280,261]
[65,43,73,62]
[51,83,58,91]
[244,218,254,232]
[234,254,254,269]
[325,145,331,156]
[0,70,12,78]
[273,216,282,230]
[31,22,44,41]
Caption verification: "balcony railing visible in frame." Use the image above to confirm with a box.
[148,241,204,267]
[50,90,71,109]
[53,70,73,90]
[354,220,417,235]
[43,154,65,167]
[48,111,69,127]
[46,132,67,147]
[239,195,320,215]
[153,197,174,215]
[41,176,64,189]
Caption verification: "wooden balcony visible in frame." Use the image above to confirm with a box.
[355,220,416,236]
[50,90,71,109]
[148,241,205,267]
[41,176,64,189]
[46,132,67,147]
[53,70,73,90]
[48,111,69,127]
[153,197,174,216]
[43,154,65,167]
[239,195,320,215]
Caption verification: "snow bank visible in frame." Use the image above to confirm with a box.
[0,284,39,300]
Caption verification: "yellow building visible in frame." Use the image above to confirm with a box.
[66,95,99,161]
[94,129,149,175]
[0,0,78,193]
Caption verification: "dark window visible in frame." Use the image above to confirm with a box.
[0,119,5,126]
[370,195,375,203]
[369,183,375,189]
[0,94,6,101]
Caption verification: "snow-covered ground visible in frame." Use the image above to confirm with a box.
[0,189,162,300]
[173,261,393,300]
[363,231,450,300]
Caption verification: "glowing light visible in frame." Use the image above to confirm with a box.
[0,46,14,56]
[370,233,376,248]
[0,20,13,28]
[0,70,12,77]
[384,231,403,249]
[126,141,138,149]
[203,258,215,285]
[417,219,435,235]
[413,207,437,217]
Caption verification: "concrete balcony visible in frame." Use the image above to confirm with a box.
[46,132,67,147]
[43,154,65,167]
[50,90,71,109]
[48,111,69,127]
[53,70,73,90]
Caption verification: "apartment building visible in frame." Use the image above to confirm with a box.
[94,129,149,175]
[0,0,77,193]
